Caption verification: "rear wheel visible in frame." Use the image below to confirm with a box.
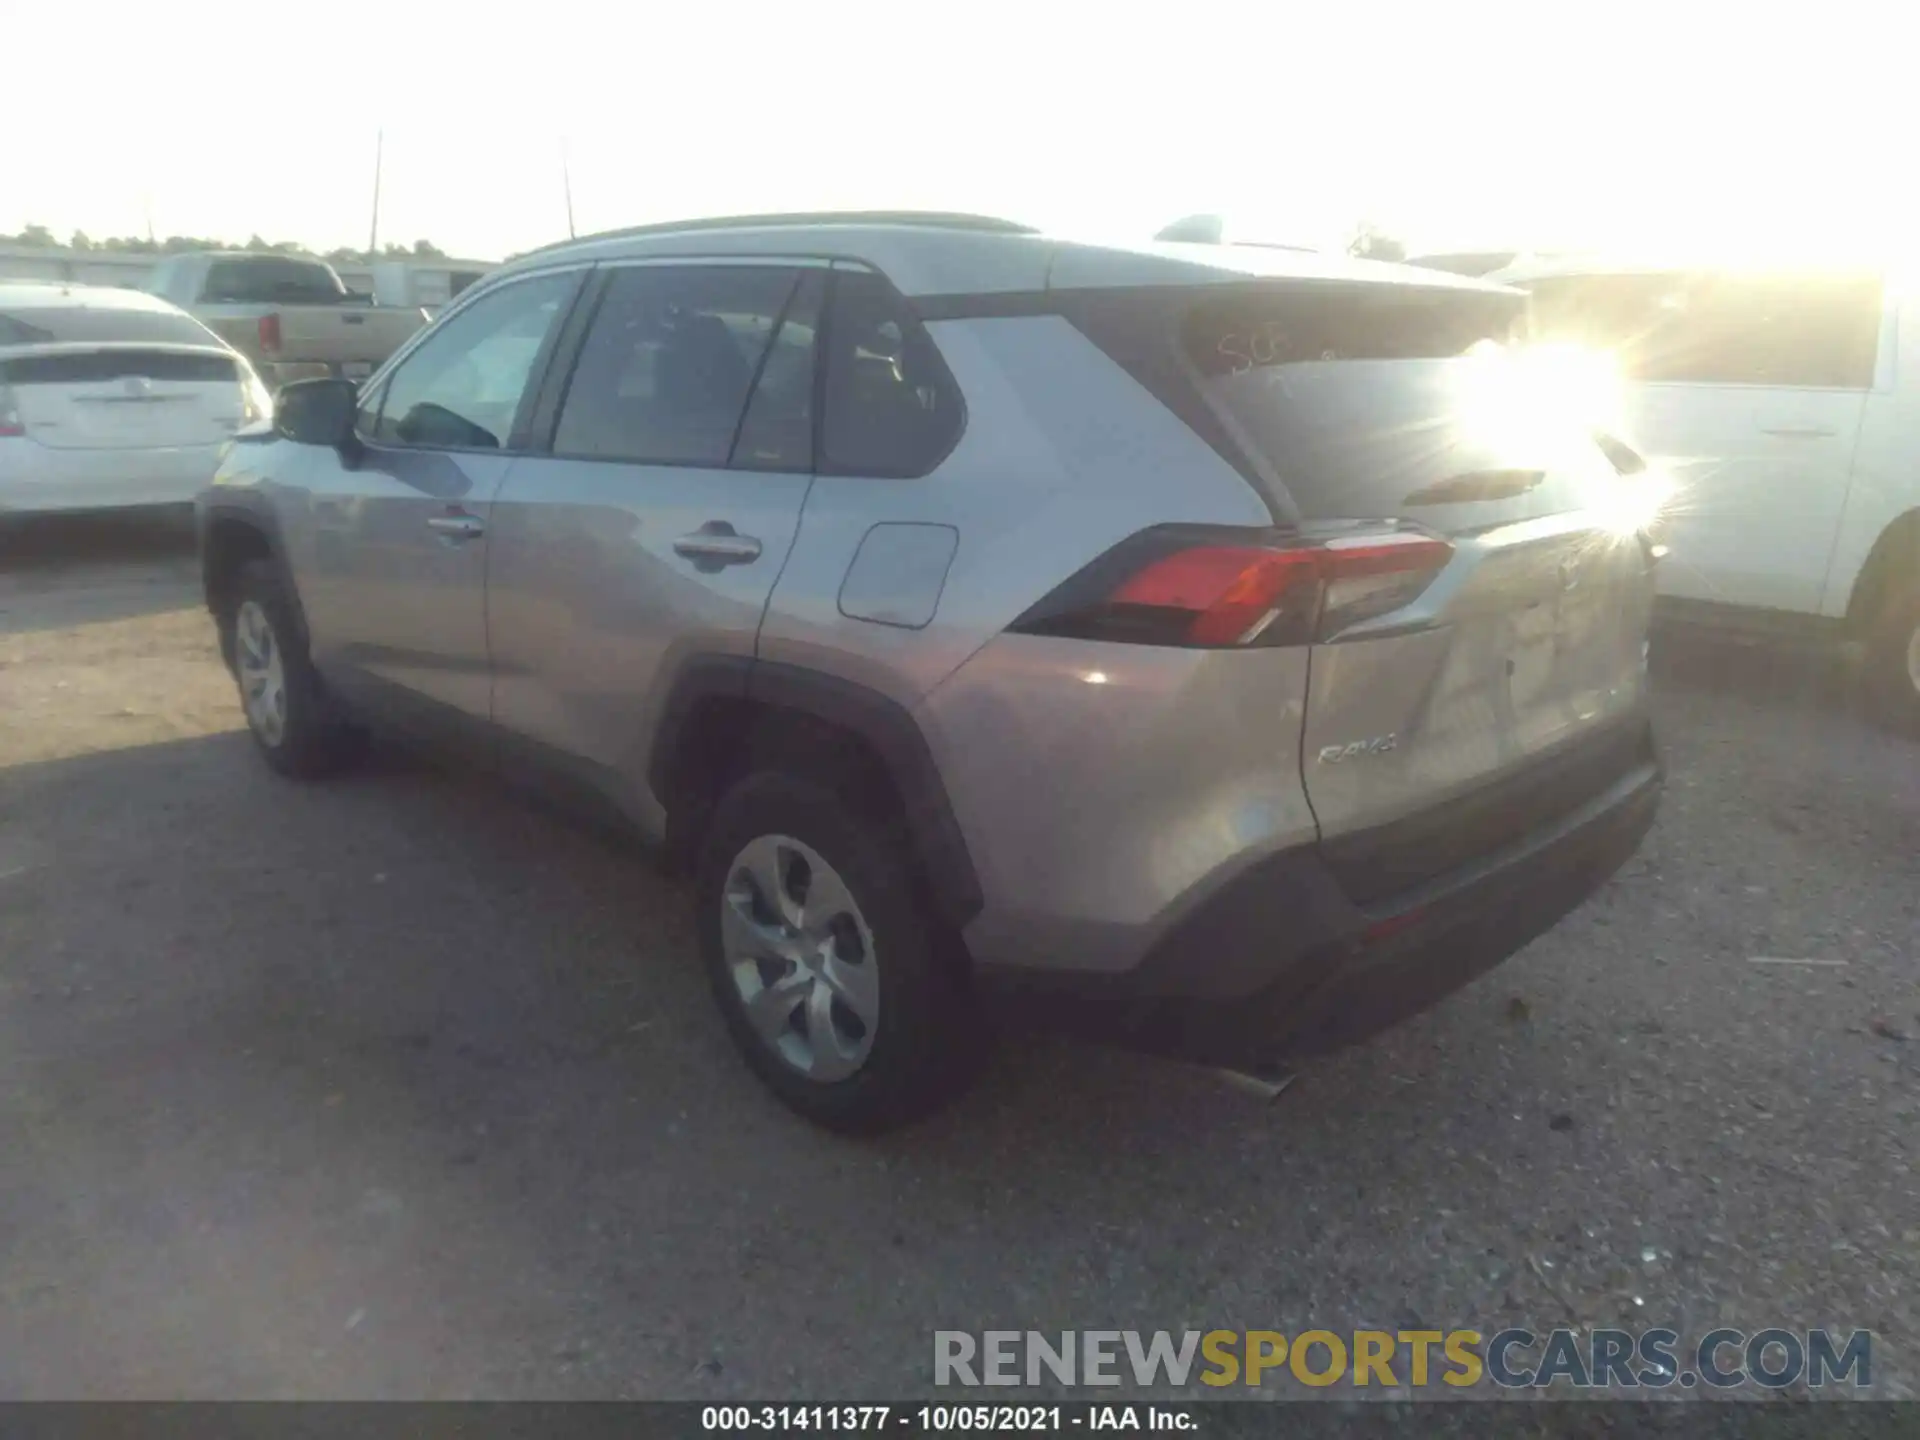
[694,770,979,1133]
[228,561,360,777]
[1865,576,1920,734]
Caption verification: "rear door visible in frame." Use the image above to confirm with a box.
[1524,269,1879,615]
[2,345,245,450]
[1182,283,1657,889]
[484,260,822,818]
[0,299,248,462]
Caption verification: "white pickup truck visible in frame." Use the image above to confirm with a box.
[1492,258,1920,729]
[145,251,427,389]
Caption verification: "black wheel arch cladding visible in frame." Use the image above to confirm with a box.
[650,656,983,932]
[200,499,311,651]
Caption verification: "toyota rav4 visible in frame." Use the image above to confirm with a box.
[199,213,1663,1131]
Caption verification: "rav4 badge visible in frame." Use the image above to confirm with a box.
[1317,734,1399,764]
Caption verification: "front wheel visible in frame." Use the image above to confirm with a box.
[1865,576,1920,735]
[694,771,981,1133]
[227,561,360,777]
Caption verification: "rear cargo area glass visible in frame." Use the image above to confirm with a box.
[0,307,217,347]
[1177,284,1605,526]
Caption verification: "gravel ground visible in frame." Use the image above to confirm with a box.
[0,518,1915,1401]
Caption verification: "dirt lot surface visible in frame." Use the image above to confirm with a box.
[1,517,1916,1399]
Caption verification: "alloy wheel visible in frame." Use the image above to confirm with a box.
[720,834,879,1081]
[235,600,288,746]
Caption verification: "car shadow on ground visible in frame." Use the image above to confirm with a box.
[0,726,1617,1396]
[0,507,198,570]
[1649,621,1862,714]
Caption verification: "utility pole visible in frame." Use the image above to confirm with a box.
[368,128,384,256]
[561,137,576,239]
[143,194,156,245]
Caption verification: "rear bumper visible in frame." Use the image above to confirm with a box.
[976,720,1662,1067]
[0,437,226,513]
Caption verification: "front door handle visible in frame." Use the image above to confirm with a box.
[673,523,762,567]
[427,512,486,541]
[1760,426,1837,439]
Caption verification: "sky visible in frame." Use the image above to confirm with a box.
[7,0,1914,263]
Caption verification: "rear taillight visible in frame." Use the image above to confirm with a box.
[0,383,22,437]
[257,313,283,354]
[1011,526,1453,649]
[1110,544,1321,646]
[1314,532,1458,636]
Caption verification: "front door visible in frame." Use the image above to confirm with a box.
[485,262,824,827]
[292,268,584,726]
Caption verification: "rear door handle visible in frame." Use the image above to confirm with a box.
[427,513,486,541]
[673,523,762,567]
[1760,426,1837,439]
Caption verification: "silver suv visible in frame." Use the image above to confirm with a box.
[199,213,1664,1131]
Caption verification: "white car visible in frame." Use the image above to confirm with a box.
[1,282,273,515]
[1489,258,1920,727]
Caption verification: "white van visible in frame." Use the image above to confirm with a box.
[1488,258,1920,726]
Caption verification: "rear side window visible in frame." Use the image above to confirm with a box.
[372,270,577,450]
[202,258,346,305]
[553,265,800,468]
[1526,271,1882,388]
[821,270,963,477]
[0,304,217,347]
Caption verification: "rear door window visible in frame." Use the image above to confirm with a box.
[731,270,824,471]
[820,270,963,477]
[1526,271,1883,388]
[552,265,800,468]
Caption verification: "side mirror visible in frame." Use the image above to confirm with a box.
[275,378,360,452]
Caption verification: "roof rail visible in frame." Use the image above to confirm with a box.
[525,210,1038,258]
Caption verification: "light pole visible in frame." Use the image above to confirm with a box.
[368,128,384,257]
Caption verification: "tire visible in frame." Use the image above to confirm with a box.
[694,770,981,1133]
[226,560,360,778]
[1864,574,1920,735]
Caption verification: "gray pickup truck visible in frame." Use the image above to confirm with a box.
[145,252,427,388]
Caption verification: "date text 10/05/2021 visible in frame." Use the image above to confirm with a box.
[703,1407,1190,1431]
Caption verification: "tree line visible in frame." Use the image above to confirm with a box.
[2,224,448,262]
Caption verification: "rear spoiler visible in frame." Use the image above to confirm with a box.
[0,340,239,359]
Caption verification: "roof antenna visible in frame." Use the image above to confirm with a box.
[561,138,576,240]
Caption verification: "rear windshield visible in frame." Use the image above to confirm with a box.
[1180,284,1550,520]
[1,350,239,385]
[0,304,218,348]
[202,258,347,305]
